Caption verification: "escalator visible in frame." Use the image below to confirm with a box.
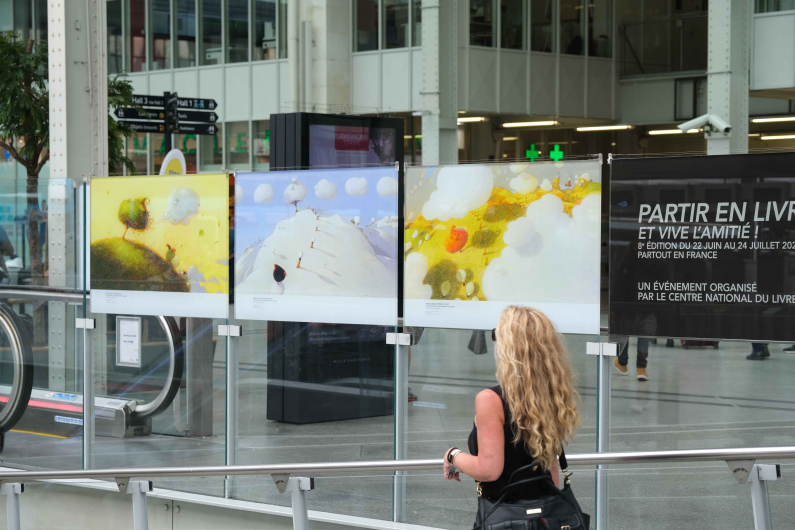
[0,299,184,441]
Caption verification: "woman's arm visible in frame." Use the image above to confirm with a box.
[444,389,505,482]
[551,456,560,488]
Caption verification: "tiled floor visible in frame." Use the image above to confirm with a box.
[2,321,795,529]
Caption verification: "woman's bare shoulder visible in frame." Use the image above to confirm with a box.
[475,388,503,409]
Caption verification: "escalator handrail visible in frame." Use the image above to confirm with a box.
[0,303,34,433]
[130,316,183,420]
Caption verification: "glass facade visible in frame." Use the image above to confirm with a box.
[501,0,525,50]
[531,0,554,52]
[151,0,172,69]
[254,0,277,60]
[355,0,379,52]
[228,0,249,63]
[200,128,224,168]
[412,0,422,46]
[253,120,270,168]
[561,0,584,55]
[108,0,124,74]
[200,0,223,66]
[129,0,147,72]
[176,0,197,67]
[383,0,409,49]
[756,0,795,11]
[470,0,495,47]
[227,121,250,166]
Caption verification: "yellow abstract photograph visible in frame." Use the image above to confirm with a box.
[90,174,230,295]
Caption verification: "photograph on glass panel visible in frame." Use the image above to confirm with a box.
[89,174,230,319]
[403,161,602,333]
[234,167,399,325]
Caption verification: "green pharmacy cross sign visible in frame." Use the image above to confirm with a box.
[525,143,564,162]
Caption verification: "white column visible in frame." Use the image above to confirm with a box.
[707,0,751,155]
[421,0,458,165]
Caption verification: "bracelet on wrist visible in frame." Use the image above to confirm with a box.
[450,448,462,466]
[447,447,459,464]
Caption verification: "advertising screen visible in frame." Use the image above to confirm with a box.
[403,160,602,333]
[234,167,399,325]
[90,174,230,318]
[610,152,795,342]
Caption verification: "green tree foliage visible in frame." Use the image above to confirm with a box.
[0,31,139,288]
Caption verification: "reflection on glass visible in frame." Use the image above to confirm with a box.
[108,0,124,73]
[501,0,524,50]
[253,120,271,168]
[254,0,278,60]
[200,0,223,65]
[201,130,224,168]
[177,0,197,67]
[176,134,198,172]
[228,0,249,63]
[588,0,612,57]
[13,0,31,41]
[560,0,584,56]
[756,0,795,12]
[151,0,171,70]
[531,0,554,52]
[129,0,147,72]
[384,0,409,49]
[279,0,288,58]
[34,0,46,43]
[126,132,148,175]
[227,122,249,166]
[151,135,167,174]
[412,0,422,46]
[355,0,379,52]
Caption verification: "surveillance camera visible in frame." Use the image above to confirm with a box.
[677,113,731,135]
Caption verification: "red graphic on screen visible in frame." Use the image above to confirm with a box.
[334,127,370,151]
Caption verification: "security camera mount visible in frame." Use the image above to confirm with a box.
[677,113,732,138]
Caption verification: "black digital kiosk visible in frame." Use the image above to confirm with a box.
[266,113,404,424]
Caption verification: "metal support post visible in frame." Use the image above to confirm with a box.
[587,342,617,530]
[186,318,214,437]
[285,477,314,530]
[116,479,152,530]
[387,330,411,522]
[0,483,24,530]
[77,318,96,469]
[219,324,242,498]
[748,464,780,530]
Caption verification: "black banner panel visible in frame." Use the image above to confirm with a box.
[610,152,795,342]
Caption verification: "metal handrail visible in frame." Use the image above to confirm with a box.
[0,446,792,483]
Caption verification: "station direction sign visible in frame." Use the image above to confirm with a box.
[131,94,218,110]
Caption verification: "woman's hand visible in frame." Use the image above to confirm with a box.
[443,448,460,481]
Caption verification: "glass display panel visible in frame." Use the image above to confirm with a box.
[403,161,602,333]
[610,152,795,342]
[89,174,229,319]
[234,167,399,325]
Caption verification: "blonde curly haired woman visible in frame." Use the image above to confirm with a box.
[443,306,580,508]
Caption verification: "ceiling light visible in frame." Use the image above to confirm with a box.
[458,111,466,114]
[749,133,760,137]
[751,116,795,123]
[457,117,486,123]
[503,136,518,141]
[576,125,632,131]
[503,121,557,127]
[648,129,682,135]
[761,134,795,140]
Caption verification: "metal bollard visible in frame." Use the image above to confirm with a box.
[0,483,23,530]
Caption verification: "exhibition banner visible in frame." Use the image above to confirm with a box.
[234,167,399,325]
[403,160,602,333]
[610,152,795,342]
[90,174,230,319]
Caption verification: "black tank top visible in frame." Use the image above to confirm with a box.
[467,386,562,501]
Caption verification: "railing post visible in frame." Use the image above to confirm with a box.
[749,464,779,530]
[286,477,314,530]
[0,483,23,530]
[588,342,617,530]
[76,317,97,469]
[219,324,242,498]
[130,480,151,530]
[388,330,411,523]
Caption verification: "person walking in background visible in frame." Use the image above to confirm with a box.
[442,306,580,525]
[613,335,651,381]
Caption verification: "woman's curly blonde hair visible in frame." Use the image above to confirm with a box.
[494,305,580,472]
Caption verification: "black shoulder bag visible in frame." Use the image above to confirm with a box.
[474,452,590,530]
